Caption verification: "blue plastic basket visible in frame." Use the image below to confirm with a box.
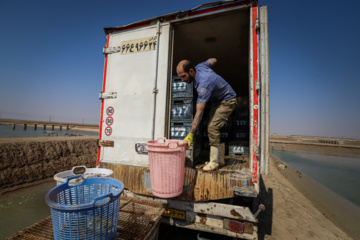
[45,175,124,240]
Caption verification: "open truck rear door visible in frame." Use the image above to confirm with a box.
[259,5,270,175]
[98,21,171,167]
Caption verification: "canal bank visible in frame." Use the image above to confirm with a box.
[270,150,360,239]
[0,136,97,190]
[270,134,360,156]
[272,150,360,207]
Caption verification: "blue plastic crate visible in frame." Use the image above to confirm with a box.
[170,121,192,139]
[171,98,194,120]
[172,76,193,98]
[45,175,124,240]
[232,108,249,119]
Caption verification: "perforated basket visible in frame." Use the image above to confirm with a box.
[45,176,124,240]
[146,138,187,198]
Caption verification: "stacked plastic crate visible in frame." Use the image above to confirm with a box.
[229,107,250,156]
[170,76,194,140]
[170,77,250,161]
[199,101,250,157]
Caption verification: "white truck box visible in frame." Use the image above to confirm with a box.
[98,1,269,239]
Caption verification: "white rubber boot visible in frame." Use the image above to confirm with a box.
[203,146,220,172]
[218,143,225,167]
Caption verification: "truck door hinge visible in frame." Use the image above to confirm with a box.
[103,46,121,54]
[255,18,260,30]
[255,146,260,157]
[255,80,260,90]
[98,140,114,147]
[153,88,159,94]
[156,26,161,35]
[99,92,117,99]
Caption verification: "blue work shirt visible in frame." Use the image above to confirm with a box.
[194,61,236,104]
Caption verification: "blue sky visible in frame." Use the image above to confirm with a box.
[0,0,359,139]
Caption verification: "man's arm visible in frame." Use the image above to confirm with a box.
[190,103,206,133]
[207,58,217,67]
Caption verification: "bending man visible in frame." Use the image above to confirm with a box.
[177,58,237,171]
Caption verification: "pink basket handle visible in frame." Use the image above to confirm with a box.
[169,142,187,152]
[157,137,167,143]
[167,142,179,149]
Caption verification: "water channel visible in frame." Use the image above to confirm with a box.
[0,124,98,138]
[0,182,56,239]
[271,150,360,208]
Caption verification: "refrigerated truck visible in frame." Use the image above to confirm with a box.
[97,0,270,239]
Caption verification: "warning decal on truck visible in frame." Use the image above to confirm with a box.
[105,106,114,136]
[106,117,113,126]
[121,36,157,54]
[105,127,112,136]
[106,106,114,116]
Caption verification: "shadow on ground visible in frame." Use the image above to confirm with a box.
[257,176,273,240]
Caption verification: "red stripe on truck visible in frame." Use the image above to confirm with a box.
[97,34,110,167]
[251,2,259,184]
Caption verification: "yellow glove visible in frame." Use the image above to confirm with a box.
[184,132,194,148]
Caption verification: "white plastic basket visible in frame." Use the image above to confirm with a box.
[54,166,113,186]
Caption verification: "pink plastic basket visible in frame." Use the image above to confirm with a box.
[146,138,187,198]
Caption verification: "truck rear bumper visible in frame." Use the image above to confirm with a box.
[123,190,259,240]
